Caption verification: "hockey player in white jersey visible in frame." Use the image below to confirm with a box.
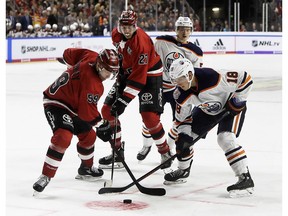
[137,17,203,162]
[164,58,254,197]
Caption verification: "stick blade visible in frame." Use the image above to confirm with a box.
[98,186,128,194]
[139,187,166,196]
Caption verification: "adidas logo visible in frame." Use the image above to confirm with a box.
[213,39,226,50]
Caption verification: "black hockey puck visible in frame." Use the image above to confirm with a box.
[123,199,132,204]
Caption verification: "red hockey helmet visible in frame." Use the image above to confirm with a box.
[97,49,119,75]
[119,10,137,25]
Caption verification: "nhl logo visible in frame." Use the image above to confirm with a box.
[21,46,26,54]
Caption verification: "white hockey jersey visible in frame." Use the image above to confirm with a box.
[174,67,253,135]
[154,35,203,93]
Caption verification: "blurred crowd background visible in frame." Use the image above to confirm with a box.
[6,0,282,38]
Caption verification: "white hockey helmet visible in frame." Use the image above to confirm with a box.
[52,24,58,30]
[73,22,79,29]
[28,25,33,30]
[169,58,194,86]
[84,23,90,31]
[69,24,76,31]
[175,17,193,32]
[62,26,68,32]
[34,24,40,29]
[45,23,51,29]
[6,18,12,29]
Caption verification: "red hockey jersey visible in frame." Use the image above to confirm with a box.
[43,48,103,126]
[112,27,162,100]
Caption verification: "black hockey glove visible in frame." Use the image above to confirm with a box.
[96,120,112,142]
[225,97,246,116]
[175,133,194,159]
[110,95,131,117]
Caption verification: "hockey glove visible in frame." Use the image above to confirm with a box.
[96,120,112,142]
[176,133,194,159]
[110,95,131,117]
[225,97,246,116]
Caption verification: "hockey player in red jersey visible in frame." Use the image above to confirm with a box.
[98,10,172,169]
[33,48,119,193]
[164,58,254,197]
[137,16,204,161]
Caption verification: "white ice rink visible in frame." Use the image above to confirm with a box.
[5,54,283,216]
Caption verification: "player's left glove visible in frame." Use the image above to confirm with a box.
[110,95,131,117]
[225,97,246,116]
[175,133,194,159]
[96,120,112,142]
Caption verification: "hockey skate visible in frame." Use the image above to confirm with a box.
[75,165,104,181]
[137,146,151,161]
[163,160,192,185]
[160,151,173,170]
[227,170,254,198]
[33,174,51,193]
[98,142,125,169]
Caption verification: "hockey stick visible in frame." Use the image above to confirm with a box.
[99,110,230,195]
[103,112,117,187]
[104,83,119,187]
[101,83,166,196]
[108,144,166,196]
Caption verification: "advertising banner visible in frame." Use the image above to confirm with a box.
[6,32,282,63]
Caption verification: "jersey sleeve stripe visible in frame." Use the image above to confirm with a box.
[239,74,252,88]
[175,117,193,125]
[147,71,162,76]
[123,86,139,98]
[163,82,175,88]
[240,71,248,84]
[236,80,253,93]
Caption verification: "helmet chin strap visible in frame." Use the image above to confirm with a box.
[187,72,194,88]
[188,78,192,88]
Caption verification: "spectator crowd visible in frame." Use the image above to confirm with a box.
[6,0,282,38]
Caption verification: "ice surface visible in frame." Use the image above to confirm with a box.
[5,54,283,216]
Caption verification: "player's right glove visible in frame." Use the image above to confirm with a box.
[96,120,112,142]
[175,133,194,159]
[110,95,131,117]
[225,97,246,116]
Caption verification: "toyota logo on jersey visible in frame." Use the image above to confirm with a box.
[141,93,153,105]
[62,114,72,123]
[108,86,117,95]
[141,93,153,101]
